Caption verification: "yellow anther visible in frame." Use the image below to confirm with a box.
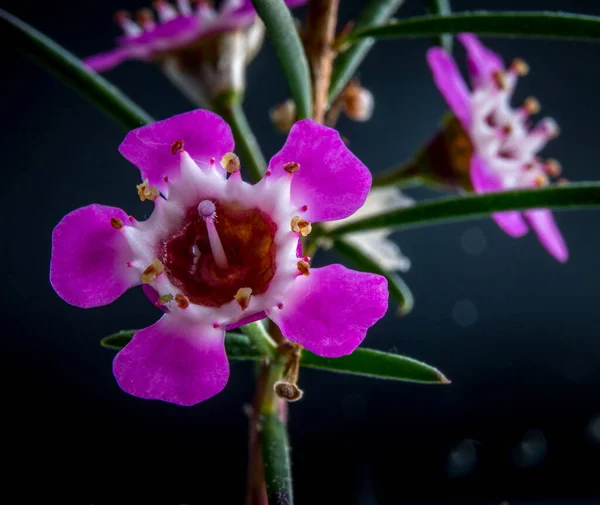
[492,70,506,90]
[110,217,124,229]
[137,179,159,201]
[544,159,562,178]
[523,97,540,115]
[283,162,301,174]
[296,260,310,276]
[220,152,241,173]
[171,139,184,155]
[175,293,190,309]
[290,216,312,236]
[511,58,529,76]
[234,287,252,311]
[141,258,164,284]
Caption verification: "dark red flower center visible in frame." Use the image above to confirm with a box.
[161,201,277,308]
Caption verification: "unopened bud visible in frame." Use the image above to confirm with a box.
[274,381,304,402]
[342,84,374,122]
[270,100,296,133]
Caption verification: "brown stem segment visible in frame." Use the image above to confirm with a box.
[304,0,340,123]
[246,362,269,505]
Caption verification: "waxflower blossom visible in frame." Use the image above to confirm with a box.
[84,0,306,107]
[50,110,388,406]
[426,34,568,262]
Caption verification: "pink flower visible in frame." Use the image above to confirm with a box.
[50,110,388,406]
[84,0,306,73]
[427,34,568,262]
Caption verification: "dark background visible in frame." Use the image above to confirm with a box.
[2,0,600,503]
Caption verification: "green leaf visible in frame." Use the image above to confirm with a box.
[102,331,447,383]
[349,11,600,43]
[262,413,293,505]
[331,237,414,316]
[251,0,312,119]
[301,347,449,383]
[213,93,267,183]
[427,0,453,52]
[329,0,405,103]
[1,9,153,130]
[323,182,600,236]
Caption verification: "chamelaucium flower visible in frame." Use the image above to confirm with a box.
[84,0,305,107]
[426,34,568,262]
[50,110,389,406]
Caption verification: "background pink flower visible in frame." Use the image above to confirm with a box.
[427,34,568,262]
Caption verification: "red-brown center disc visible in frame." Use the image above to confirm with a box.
[161,201,277,307]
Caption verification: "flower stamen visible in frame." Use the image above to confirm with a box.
[198,200,229,270]
[114,10,143,37]
[220,152,241,173]
[290,216,312,236]
[137,179,160,201]
[175,293,190,309]
[296,260,310,276]
[234,287,252,311]
[510,58,529,76]
[141,258,164,283]
[283,162,300,174]
[110,217,124,229]
[135,8,156,30]
[171,139,185,154]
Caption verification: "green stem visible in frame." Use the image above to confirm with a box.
[213,94,267,183]
[323,182,600,237]
[372,159,424,188]
[241,322,278,359]
[328,0,406,103]
[427,0,453,52]
[261,362,292,505]
[1,9,153,130]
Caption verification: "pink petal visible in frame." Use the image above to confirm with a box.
[469,153,503,193]
[457,33,504,85]
[524,209,568,263]
[267,119,371,222]
[225,311,267,330]
[119,109,234,192]
[83,48,131,72]
[268,264,388,358]
[50,204,137,308]
[426,47,472,129]
[470,155,529,238]
[113,315,229,406]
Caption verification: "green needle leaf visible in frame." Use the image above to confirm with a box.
[102,331,447,383]
[329,0,405,103]
[331,237,414,316]
[301,347,449,383]
[251,0,312,119]
[1,9,153,130]
[262,413,293,505]
[427,0,453,52]
[349,11,600,43]
[323,182,600,236]
[213,93,268,183]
